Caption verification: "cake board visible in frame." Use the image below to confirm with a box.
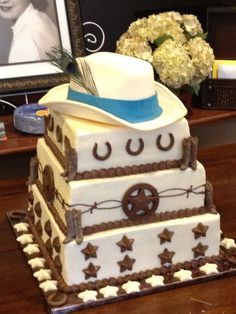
[8,209,236,314]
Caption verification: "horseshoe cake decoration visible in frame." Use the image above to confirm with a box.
[126,138,144,156]
[156,133,175,152]
[93,142,112,161]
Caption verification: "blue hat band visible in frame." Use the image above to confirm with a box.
[67,87,162,123]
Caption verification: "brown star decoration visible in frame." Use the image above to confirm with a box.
[83,262,101,279]
[158,228,174,244]
[117,255,136,273]
[192,242,208,258]
[192,223,209,239]
[81,243,98,260]
[116,235,134,252]
[158,248,175,265]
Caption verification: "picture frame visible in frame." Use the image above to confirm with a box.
[0,0,85,95]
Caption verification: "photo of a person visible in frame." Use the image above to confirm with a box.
[0,0,60,64]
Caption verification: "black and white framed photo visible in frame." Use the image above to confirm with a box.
[0,0,85,94]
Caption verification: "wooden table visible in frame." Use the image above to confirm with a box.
[1,143,236,314]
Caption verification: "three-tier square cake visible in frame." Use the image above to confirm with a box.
[10,52,236,312]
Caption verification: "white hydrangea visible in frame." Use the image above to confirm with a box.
[116,33,153,62]
[127,13,186,44]
[116,11,215,91]
[146,13,186,44]
[186,37,214,85]
[182,14,203,36]
[152,39,195,89]
[127,17,149,40]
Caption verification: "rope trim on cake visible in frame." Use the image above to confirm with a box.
[74,159,183,181]
[82,206,212,236]
[62,254,224,293]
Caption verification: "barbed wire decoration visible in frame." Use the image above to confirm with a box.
[54,183,205,217]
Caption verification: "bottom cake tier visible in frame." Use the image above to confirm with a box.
[8,209,236,314]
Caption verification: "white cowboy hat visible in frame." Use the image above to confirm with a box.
[39,52,187,131]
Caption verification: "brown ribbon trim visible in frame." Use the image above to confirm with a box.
[75,159,182,180]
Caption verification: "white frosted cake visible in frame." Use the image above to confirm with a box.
[12,52,235,311]
[31,112,220,286]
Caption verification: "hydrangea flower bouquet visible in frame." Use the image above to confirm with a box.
[116,12,214,95]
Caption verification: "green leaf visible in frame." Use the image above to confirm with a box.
[188,84,200,95]
[181,22,208,41]
[195,32,208,40]
[154,34,173,47]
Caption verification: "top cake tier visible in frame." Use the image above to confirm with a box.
[45,111,190,176]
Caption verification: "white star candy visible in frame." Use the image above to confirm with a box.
[39,280,58,292]
[28,257,46,269]
[78,290,98,302]
[13,222,29,232]
[145,275,165,287]
[16,234,34,245]
[99,285,119,298]
[33,269,52,281]
[199,263,218,275]
[174,269,192,281]
[23,243,40,255]
[122,281,140,294]
[221,238,236,249]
